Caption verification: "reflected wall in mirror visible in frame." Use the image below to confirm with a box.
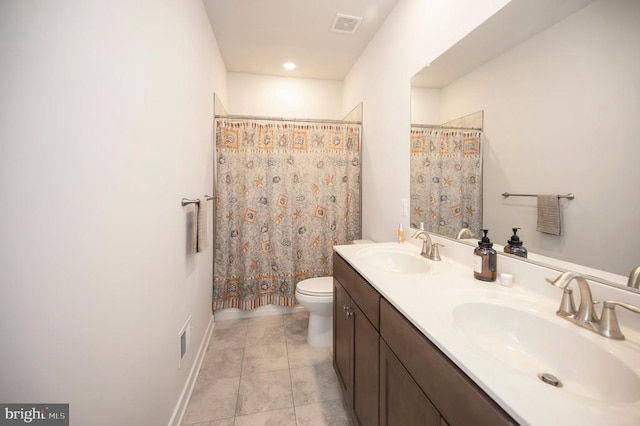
[410,0,640,280]
[410,112,483,239]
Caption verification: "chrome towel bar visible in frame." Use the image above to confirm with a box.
[181,195,214,207]
[502,192,575,200]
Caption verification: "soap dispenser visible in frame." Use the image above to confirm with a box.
[504,227,528,258]
[474,230,497,282]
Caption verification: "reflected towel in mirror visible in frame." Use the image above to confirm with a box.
[537,195,561,235]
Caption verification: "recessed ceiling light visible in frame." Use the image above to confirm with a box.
[283,62,296,70]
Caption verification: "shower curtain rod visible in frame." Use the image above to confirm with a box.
[411,123,483,131]
[215,114,361,125]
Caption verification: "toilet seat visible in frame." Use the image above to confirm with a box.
[296,277,333,296]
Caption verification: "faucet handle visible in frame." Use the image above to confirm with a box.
[597,300,640,340]
[545,276,566,286]
[430,243,444,261]
[557,288,577,318]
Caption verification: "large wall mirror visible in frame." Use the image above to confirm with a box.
[410,0,640,288]
[410,111,484,239]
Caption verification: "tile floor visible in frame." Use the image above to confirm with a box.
[181,311,355,426]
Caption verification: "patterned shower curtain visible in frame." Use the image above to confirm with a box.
[410,127,482,238]
[213,118,361,311]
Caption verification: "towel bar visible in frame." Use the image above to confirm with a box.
[502,192,575,200]
[181,195,214,207]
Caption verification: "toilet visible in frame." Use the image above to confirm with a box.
[295,239,374,347]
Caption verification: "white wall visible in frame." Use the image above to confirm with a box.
[227,72,342,119]
[439,0,640,275]
[342,0,511,243]
[411,87,441,124]
[0,1,227,425]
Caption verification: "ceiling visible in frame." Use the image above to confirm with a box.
[202,0,401,81]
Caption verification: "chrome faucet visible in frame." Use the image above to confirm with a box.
[411,229,443,261]
[456,227,475,239]
[546,271,598,325]
[547,271,640,339]
[628,266,640,289]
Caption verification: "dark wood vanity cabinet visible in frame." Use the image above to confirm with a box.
[380,298,516,426]
[333,277,353,400]
[333,251,518,426]
[333,253,380,426]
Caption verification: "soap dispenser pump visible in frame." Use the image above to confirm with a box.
[474,229,497,282]
[504,227,528,258]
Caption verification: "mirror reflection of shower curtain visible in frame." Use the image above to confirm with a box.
[213,118,361,311]
[410,128,482,238]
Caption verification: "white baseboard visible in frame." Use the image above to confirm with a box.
[168,314,215,426]
[214,304,306,321]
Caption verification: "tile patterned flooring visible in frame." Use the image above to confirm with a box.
[181,311,355,426]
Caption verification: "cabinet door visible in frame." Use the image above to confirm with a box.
[380,299,516,425]
[333,279,353,403]
[380,339,440,426]
[353,303,379,426]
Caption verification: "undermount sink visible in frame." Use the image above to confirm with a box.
[357,245,431,274]
[453,302,640,403]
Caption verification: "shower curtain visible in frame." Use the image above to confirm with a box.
[410,127,482,238]
[213,118,361,311]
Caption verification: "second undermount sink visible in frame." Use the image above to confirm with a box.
[357,245,432,274]
[453,302,640,403]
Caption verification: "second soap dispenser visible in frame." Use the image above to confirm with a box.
[504,227,528,258]
[474,230,497,282]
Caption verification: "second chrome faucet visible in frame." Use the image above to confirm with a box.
[547,271,640,339]
[411,228,443,261]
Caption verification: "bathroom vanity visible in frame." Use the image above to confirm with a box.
[333,238,640,425]
[333,252,514,426]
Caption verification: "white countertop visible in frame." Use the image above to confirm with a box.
[334,238,640,426]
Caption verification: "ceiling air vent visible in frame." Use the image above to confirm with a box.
[331,13,363,34]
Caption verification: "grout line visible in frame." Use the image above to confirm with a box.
[291,369,299,426]
[282,317,300,425]
[232,332,247,425]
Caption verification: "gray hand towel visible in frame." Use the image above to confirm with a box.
[197,197,209,252]
[537,195,561,235]
[188,205,197,255]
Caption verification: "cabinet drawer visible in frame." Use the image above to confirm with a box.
[380,299,516,426]
[333,252,380,330]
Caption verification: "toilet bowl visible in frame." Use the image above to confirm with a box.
[295,277,334,347]
[295,239,374,347]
